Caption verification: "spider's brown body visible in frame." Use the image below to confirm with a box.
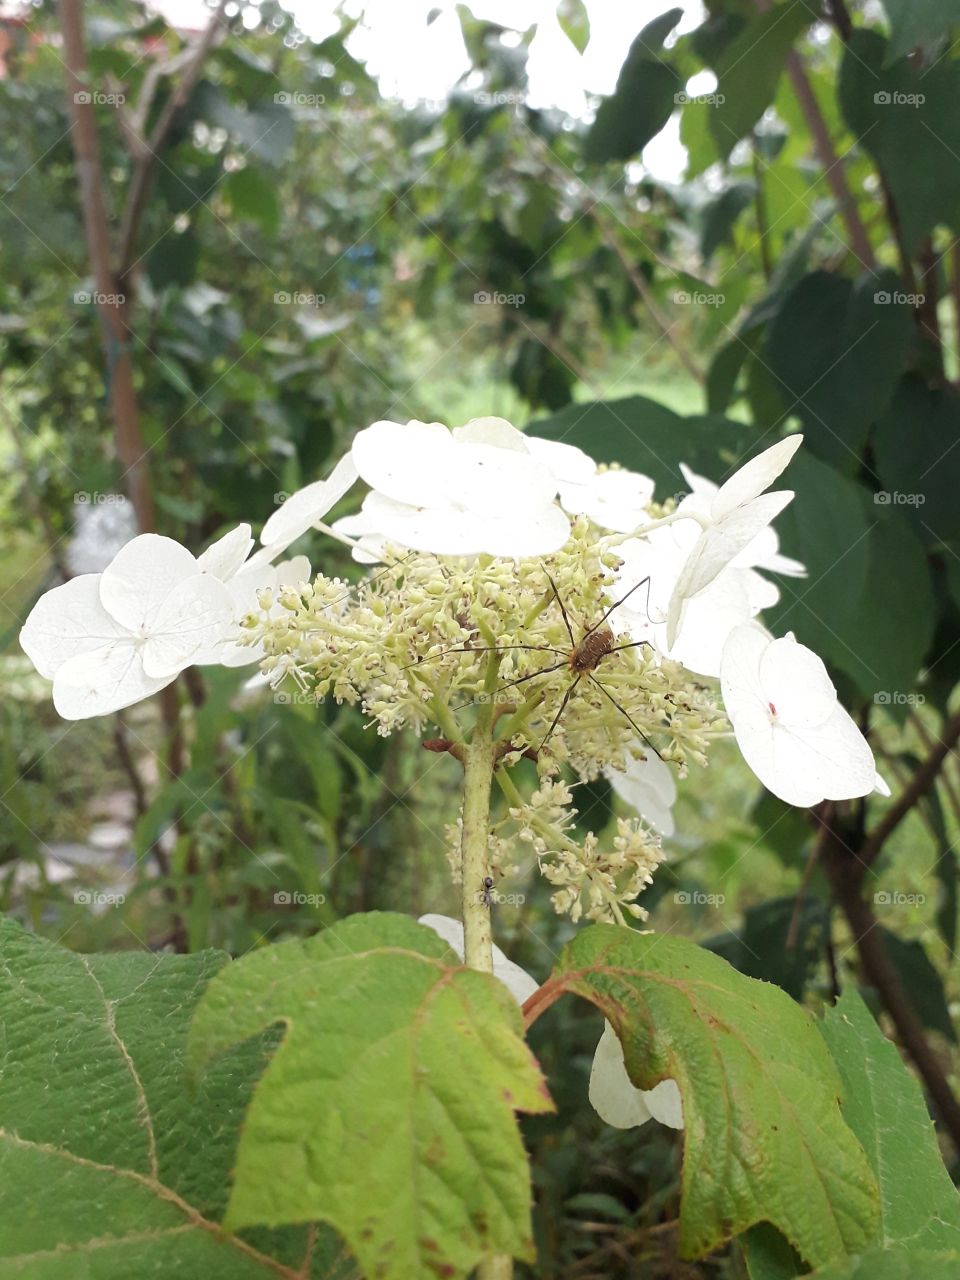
[570,624,614,673]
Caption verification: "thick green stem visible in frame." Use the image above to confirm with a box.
[459,704,513,1279]
[460,729,497,972]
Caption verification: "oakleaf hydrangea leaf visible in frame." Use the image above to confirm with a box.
[0,919,321,1279]
[819,987,960,1252]
[187,912,553,1280]
[547,925,879,1267]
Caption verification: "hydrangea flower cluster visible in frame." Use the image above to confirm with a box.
[19,413,888,1132]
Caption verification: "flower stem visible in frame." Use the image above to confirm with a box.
[459,691,513,1279]
[460,727,497,972]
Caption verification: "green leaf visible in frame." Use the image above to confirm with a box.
[188,912,553,1280]
[819,987,960,1251]
[584,10,683,163]
[762,452,873,685]
[225,166,281,236]
[839,31,960,251]
[875,928,957,1043]
[808,1247,960,1279]
[766,269,913,465]
[557,0,590,54]
[700,180,755,260]
[710,1,814,158]
[706,896,828,1000]
[839,505,935,697]
[526,397,752,495]
[0,919,315,1277]
[550,925,879,1267]
[874,375,960,550]
[880,0,960,62]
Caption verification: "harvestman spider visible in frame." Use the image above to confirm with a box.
[409,569,658,755]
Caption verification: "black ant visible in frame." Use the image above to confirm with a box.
[480,875,496,908]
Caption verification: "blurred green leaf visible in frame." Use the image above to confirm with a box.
[584,10,682,163]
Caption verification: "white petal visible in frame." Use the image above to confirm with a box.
[525,436,597,484]
[52,641,172,719]
[259,452,359,551]
[663,569,759,677]
[140,574,235,679]
[479,504,571,558]
[605,751,677,837]
[666,492,794,645]
[588,1022,683,1130]
[352,420,453,508]
[559,469,656,533]
[759,634,837,728]
[452,417,528,451]
[20,575,128,679]
[451,442,558,514]
[417,914,540,1004]
[721,625,877,806]
[197,524,254,580]
[712,435,802,518]
[277,555,311,587]
[874,771,892,798]
[99,534,198,631]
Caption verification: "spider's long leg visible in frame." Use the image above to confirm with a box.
[542,566,577,648]
[608,639,655,656]
[450,658,570,712]
[586,672,663,761]
[327,548,420,611]
[402,643,565,673]
[583,575,652,639]
[540,676,580,752]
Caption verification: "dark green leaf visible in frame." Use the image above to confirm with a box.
[711,1,814,158]
[584,11,683,163]
[839,31,960,251]
[880,0,960,62]
[766,269,913,465]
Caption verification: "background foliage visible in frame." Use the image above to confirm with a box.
[2,0,960,1274]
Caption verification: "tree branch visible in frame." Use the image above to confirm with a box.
[116,0,229,285]
[59,0,155,533]
[860,707,960,867]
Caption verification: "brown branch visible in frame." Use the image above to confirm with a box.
[59,0,155,533]
[116,0,229,284]
[859,707,960,867]
[781,50,876,270]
